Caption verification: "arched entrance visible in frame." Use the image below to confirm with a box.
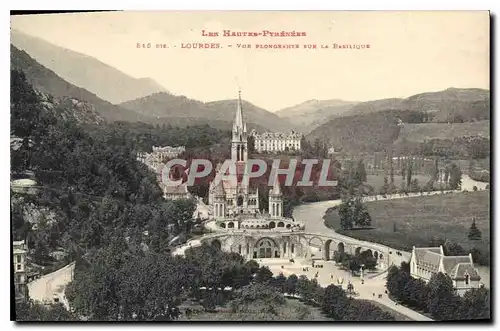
[228,222,234,228]
[277,222,285,228]
[254,238,280,258]
[220,223,226,228]
[355,247,362,256]
[237,196,244,206]
[269,221,276,229]
[324,239,333,260]
[211,239,222,250]
[363,249,373,258]
[337,242,345,254]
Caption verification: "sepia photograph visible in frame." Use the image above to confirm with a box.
[10,10,491,322]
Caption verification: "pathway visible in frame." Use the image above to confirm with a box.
[27,262,75,310]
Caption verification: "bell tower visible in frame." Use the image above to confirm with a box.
[231,90,248,163]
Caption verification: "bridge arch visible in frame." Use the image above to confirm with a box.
[324,239,333,260]
[211,239,222,250]
[364,249,373,258]
[308,236,324,247]
[337,242,345,254]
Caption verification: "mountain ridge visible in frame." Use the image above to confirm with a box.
[11,29,167,104]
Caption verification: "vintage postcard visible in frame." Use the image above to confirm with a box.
[10,11,490,322]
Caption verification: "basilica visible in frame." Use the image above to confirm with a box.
[207,91,299,230]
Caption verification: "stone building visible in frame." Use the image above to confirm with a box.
[162,182,191,200]
[409,246,482,296]
[250,130,302,153]
[13,240,28,302]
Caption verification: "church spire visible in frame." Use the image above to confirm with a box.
[233,89,244,131]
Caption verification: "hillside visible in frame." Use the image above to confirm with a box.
[402,88,490,122]
[275,99,358,132]
[307,110,402,153]
[347,98,404,116]
[11,45,151,123]
[343,88,489,123]
[11,29,166,104]
[120,93,291,132]
[398,121,490,142]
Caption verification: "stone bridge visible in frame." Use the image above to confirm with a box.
[189,230,394,267]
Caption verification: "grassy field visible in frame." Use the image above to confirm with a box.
[324,191,490,253]
[400,121,490,142]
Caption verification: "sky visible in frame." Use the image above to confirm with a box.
[10,11,490,111]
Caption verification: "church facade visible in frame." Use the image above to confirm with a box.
[207,91,299,231]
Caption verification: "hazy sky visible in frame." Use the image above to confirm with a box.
[11,11,490,111]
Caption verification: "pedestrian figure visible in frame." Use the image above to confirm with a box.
[373,293,375,298]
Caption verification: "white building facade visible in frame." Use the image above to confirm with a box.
[409,246,482,296]
[250,130,302,153]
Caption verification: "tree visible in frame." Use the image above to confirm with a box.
[410,178,419,192]
[255,266,273,283]
[356,160,367,183]
[380,176,389,195]
[406,157,413,188]
[245,259,260,275]
[449,163,462,190]
[15,301,77,321]
[321,285,349,320]
[296,275,315,302]
[230,283,286,316]
[461,287,490,320]
[338,198,354,230]
[338,196,371,229]
[284,274,299,296]
[272,273,287,293]
[388,150,394,188]
[427,273,459,320]
[468,218,482,240]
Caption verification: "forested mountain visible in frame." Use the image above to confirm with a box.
[120,93,291,132]
[343,88,489,123]
[10,69,195,263]
[275,99,358,132]
[11,45,264,131]
[11,29,166,104]
[11,45,151,123]
[307,110,404,153]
